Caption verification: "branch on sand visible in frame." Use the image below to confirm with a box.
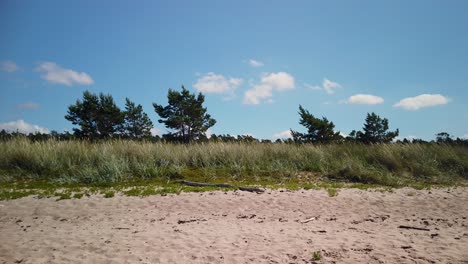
[177,180,264,193]
[398,225,430,231]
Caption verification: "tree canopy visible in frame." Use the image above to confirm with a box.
[353,112,399,143]
[291,105,342,143]
[65,91,124,139]
[153,86,216,143]
[123,98,153,138]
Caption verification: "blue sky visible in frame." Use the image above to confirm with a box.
[1,0,467,140]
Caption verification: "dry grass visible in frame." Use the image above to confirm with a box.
[0,138,467,188]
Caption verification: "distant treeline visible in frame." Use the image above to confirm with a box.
[2,87,467,145]
[1,129,467,146]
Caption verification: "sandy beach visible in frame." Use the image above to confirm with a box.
[1,188,467,264]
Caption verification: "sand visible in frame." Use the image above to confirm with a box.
[1,187,467,264]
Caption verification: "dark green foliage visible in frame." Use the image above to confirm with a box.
[123,98,153,138]
[65,91,124,139]
[436,132,453,143]
[291,105,342,143]
[356,112,399,144]
[153,86,216,143]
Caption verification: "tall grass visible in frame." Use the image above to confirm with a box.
[0,138,467,186]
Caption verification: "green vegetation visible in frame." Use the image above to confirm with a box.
[327,188,338,197]
[104,191,115,198]
[153,86,216,143]
[291,105,341,143]
[312,251,322,261]
[0,138,467,201]
[73,193,84,199]
[65,91,125,139]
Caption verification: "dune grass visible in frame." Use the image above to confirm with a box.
[0,138,467,199]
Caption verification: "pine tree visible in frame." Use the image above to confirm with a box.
[65,91,124,139]
[123,98,153,138]
[153,86,216,143]
[358,112,399,143]
[291,105,341,143]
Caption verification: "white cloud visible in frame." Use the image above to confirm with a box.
[150,127,162,136]
[248,59,264,67]
[323,79,342,94]
[16,102,40,110]
[243,72,295,105]
[243,84,273,105]
[0,120,49,134]
[462,134,468,139]
[393,94,449,110]
[339,132,348,138]
[347,94,384,105]
[307,78,342,94]
[261,72,295,91]
[1,60,19,72]
[304,83,322,91]
[193,72,243,98]
[272,130,292,139]
[37,62,94,86]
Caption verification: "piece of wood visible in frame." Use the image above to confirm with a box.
[238,186,265,193]
[178,180,233,188]
[398,225,430,231]
[301,217,317,223]
[178,180,264,193]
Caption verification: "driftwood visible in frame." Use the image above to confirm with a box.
[398,225,430,231]
[178,180,232,188]
[301,217,318,224]
[238,186,265,193]
[177,180,264,193]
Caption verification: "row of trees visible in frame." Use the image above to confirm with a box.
[291,106,399,144]
[1,86,463,144]
[2,128,467,145]
[65,91,153,139]
[64,87,400,143]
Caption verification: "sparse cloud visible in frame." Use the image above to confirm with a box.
[248,59,264,67]
[193,72,242,99]
[243,72,295,105]
[462,134,468,139]
[1,60,19,73]
[347,94,384,105]
[323,79,341,94]
[272,130,292,139]
[393,94,449,110]
[307,78,342,94]
[244,84,272,105]
[0,120,49,134]
[16,102,40,110]
[37,62,94,86]
[304,83,322,91]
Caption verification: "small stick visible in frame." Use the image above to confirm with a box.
[178,180,233,188]
[398,225,430,231]
[301,217,317,223]
[238,186,265,193]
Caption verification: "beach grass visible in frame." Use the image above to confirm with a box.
[0,138,467,200]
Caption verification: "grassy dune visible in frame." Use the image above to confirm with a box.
[1,138,467,188]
